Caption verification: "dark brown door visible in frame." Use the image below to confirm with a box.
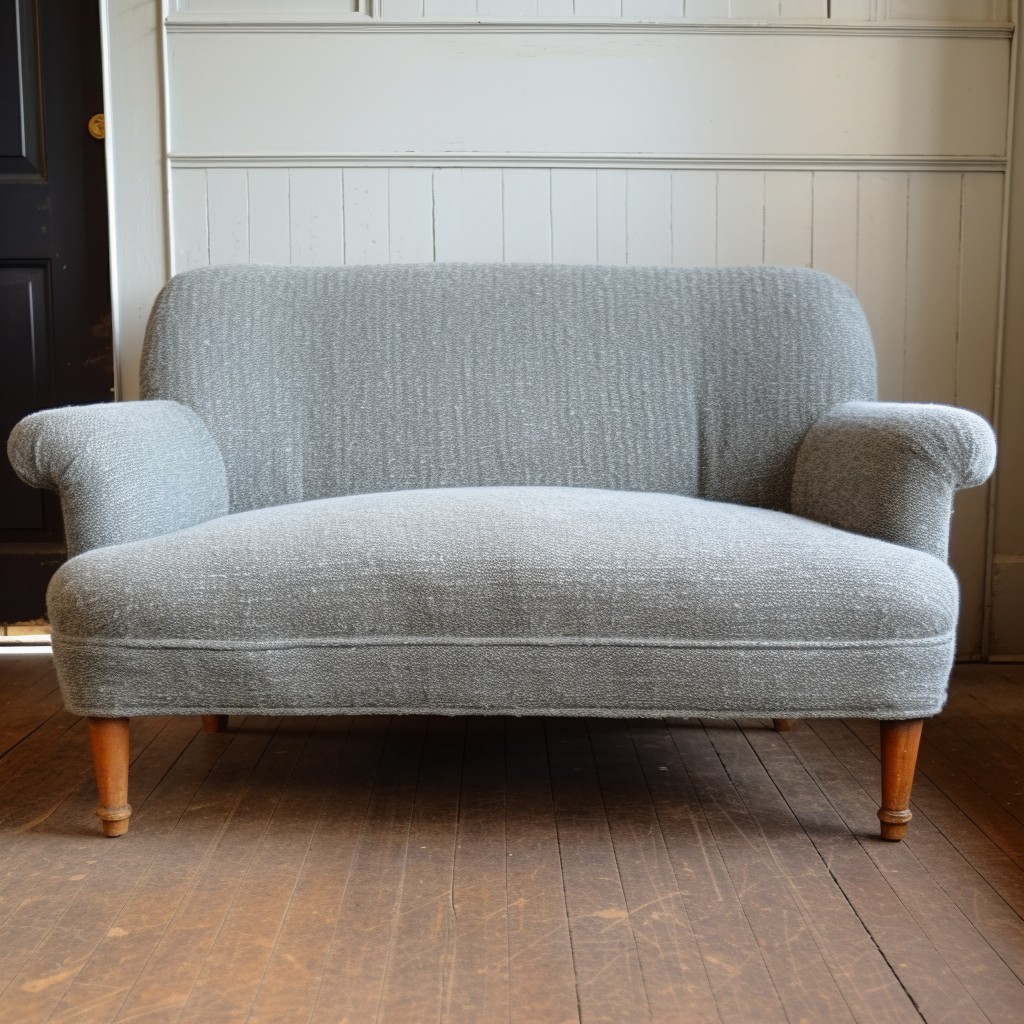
[0,0,113,620]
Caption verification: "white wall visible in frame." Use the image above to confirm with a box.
[102,0,1015,657]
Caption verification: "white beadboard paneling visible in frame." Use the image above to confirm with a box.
[502,169,552,261]
[388,168,435,262]
[596,169,628,265]
[763,170,812,267]
[622,0,684,16]
[171,168,210,273]
[903,173,961,405]
[716,171,765,265]
[478,0,538,15]
[728,0,782,17]
[433,168,504,261]
[342,167,389,264]
[546,0,575,15]
[551,169,598,262]
[626,170,672,264]
[172,0,363,10]
[670,170,717,265]
[379,0,424,16]
[887,0,1010,21]
[957,173,1003,416]
[683,0,727,16]
[422,0,477,14]
[168,33,1010,160]
[206,168,249,264]
[289,168,343,265]
[779,0,826,16]
[855,172,908,401]
[573,0,623,14]
[247,168,291,263]
[831,0,1009,18]
[828,0,877,18]
[950,173,1002,657]
[810,172,858,288]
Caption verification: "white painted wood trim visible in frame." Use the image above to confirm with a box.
[163,16,1014,36]
[101,0,170,401]
[168,153,1009,171]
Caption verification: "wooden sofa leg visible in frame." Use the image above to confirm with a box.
[87,717,132,837]
[878,718,924,841]
[773,718,797,731]
[202,715,228,734]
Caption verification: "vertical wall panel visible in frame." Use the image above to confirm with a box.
[716,171,765,265]
[778,0,827,16]
[728,0,783,17]
[433,168,503,261]
[502,169,552,262]
[763,171,812,267]
[596,169,628,265]
[811,172,859,288]
[903,173,961,405]
[574,0,624,14]
[622,0,684,16]
[957,174,1003,417]
[478,0,538,15]
[856,172,908,401]
[247,169,290,264]
[206,168,249,265]
[422,0,478,15]
[950,174,1003,659]
[670,171,717,266]
[289,168,343,265]
[379,0,424,17]
[171,168,210,273]
[343,168,390,264]
[388,168,435,263]
[626,170,672,265]
[551,169,598,262]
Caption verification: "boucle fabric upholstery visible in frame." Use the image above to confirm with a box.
[47,487,956,719]
[8,400,229,558]
[141,263,877,513]
[792,401,996,559]
[6,263,997,723]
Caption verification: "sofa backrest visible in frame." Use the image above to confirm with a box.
[141,263,877,514]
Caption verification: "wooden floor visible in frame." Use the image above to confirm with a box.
[0,654,1022,1023]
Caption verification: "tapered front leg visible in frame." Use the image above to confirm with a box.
[87,717,132,837]
[773,718,797,731]
[878,718,924,841]
[202,715,228,734]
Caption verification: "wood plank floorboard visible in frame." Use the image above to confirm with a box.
[0,655,1022,1023]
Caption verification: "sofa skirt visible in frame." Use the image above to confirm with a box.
[51,633,953,721]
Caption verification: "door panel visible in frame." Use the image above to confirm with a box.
[0,0,112,620]
[0,0,42,177]
[0,265,51,532]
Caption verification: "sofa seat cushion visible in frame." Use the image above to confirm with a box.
[48,486,958,719]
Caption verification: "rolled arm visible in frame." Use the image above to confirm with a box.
[7,400,230,557]
[791,401,996,560]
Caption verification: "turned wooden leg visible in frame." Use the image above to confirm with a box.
[87,717,131,837]
[878,718,924,841]
[773,718,797,731]
[202,715,228,734]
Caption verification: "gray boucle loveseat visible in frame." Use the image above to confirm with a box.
[8,263,995,839]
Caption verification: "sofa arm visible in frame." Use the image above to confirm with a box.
[791,401,996,560]
[8,400,230,558]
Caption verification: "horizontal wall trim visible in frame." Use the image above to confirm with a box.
[169,153,1008,173]
[164,17,1014,39]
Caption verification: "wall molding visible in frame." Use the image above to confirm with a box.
[163,16,1014,39]
[168,152,1009,172]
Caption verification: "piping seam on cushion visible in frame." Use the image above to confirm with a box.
[50,633,954,652]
